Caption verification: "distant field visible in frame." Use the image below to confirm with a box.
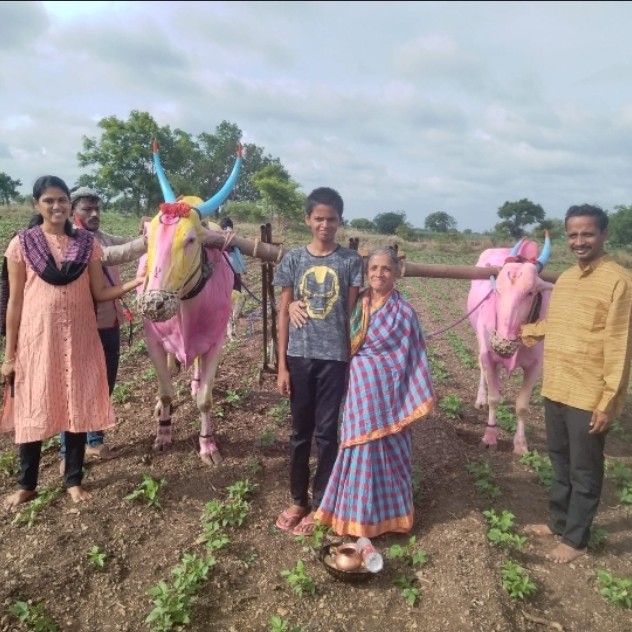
[3,205,627,275]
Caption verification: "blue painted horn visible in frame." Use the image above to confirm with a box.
[535,231,551,271]
[196,144,244,218]
[152,139,244,217]
[509,238,525,257]
[152,138,176,203]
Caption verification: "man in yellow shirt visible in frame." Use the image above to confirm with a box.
[521,204,632,563]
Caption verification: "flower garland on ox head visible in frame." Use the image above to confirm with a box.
[159,201,192,219]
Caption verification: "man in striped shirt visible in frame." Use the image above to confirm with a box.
[521,204,632,563]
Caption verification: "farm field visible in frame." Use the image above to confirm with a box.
[0,207,631,632]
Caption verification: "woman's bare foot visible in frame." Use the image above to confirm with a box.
[3,489,37,511]
[546,543,587,564]
[67,486,92,503]
[524,524,555,537]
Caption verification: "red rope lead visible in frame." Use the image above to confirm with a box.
[426,289,493,340]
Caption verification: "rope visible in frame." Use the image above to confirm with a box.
[241,279,262,304]
[426,289,493,340]
[221,230,236,252]
[221,251,262,305]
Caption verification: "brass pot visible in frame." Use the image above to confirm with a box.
[334,544,363,571]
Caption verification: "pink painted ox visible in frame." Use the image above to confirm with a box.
[135,141,243,464]
[467,235,553,455]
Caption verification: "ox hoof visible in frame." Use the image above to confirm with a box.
[199,435,221,465]
[199,451,223,466]
[153,440,173,453]
[199,453,214,465]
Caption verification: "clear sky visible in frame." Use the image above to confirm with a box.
[2,1,632,232]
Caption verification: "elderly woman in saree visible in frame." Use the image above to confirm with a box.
[314,248,435,538]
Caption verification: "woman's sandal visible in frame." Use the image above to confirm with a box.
[275,507,309,532]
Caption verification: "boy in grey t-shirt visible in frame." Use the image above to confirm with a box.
[273,187,364,536]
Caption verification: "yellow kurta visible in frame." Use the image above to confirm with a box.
[2,233,115,443]
[522,255,632,416]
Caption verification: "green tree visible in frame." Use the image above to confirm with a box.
[424,211,457,233]
[196,121,280,204]
[223,200,266,224]
[252,165,304,230]
[77,110,164,214]
[153,127,204,202]
[495,199,545,239]
[607,205,632,246]
[535,217,565,240]
[77,112,287,215]
[374,211,407,235]
[395,223,418,241]
[0,172,22,204]
[349,218,376,232]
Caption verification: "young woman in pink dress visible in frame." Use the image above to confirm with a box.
[1,175,142,509]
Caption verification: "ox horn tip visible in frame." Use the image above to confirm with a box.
[236,142,244,159]
[152,138,159,153]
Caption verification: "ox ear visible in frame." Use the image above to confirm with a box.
[152,139,177,203]
[536,231,551,271]
[196,144,244,218]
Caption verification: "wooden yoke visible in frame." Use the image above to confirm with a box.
[401,260,560,283]
[202,230,559,377]
[203,231,560,283]
[203,229,287,263]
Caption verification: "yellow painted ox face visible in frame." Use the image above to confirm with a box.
[138,198,218,322]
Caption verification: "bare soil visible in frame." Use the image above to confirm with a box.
[1,269,631,632]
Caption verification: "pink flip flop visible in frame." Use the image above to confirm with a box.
[291,514,317,537]
[275,508,308,532]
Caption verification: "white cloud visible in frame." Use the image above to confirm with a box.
[2,0,632,232]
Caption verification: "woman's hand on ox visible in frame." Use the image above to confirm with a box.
[122,276,145,294]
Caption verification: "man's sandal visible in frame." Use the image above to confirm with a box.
[291,514,317,537]
[275,508,309,532]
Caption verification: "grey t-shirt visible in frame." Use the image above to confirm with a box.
[273,245,364,362]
